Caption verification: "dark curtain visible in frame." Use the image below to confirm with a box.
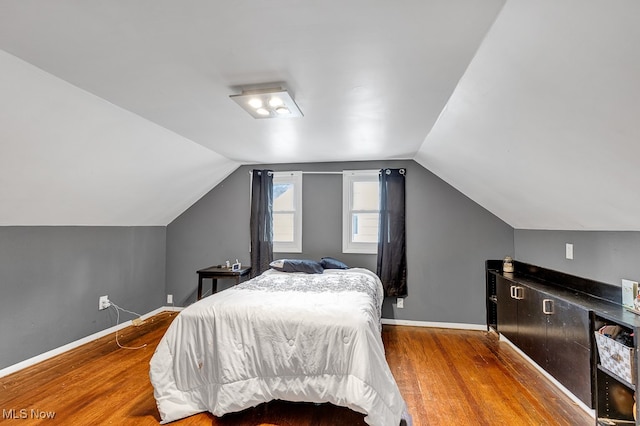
[250,169,274,278]
[376,168,407,297]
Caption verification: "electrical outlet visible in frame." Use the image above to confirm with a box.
[397,297,404,309]
[167,294,173,304]
[99,295,110,310]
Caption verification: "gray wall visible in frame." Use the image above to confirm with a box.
[0,159,514,370]
[515,230,640,286]
[166,160,514,325]
[0,226,166,369]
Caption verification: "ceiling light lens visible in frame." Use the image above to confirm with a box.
[230,88,302,118]
[269,97,284,107]
[248,98,263,109]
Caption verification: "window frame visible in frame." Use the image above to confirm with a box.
[272,171,303,253]
[342,170,380,254]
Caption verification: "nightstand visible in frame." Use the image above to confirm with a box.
[196,266,251,300]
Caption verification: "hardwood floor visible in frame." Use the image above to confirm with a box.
[0,311,594,425]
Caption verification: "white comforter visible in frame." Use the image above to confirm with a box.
[149,268,407,426]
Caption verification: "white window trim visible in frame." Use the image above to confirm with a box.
[273,171,302,253]
[342,170,379,254]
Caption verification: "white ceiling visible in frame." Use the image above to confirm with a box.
[1,1,638,229]
[415,0,640,230]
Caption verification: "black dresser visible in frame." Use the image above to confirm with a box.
[486,260,640,425]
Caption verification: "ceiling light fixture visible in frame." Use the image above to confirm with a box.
[230,87,303,119]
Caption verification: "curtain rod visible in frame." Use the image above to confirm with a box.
[248,169,405,176]
[301,171,343,175]
[248,170,342,176]
[301,169,406,175]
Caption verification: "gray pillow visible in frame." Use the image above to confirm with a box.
[270,259,324,274]
[320,257,349,269]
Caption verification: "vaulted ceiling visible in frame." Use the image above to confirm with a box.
[1,1,638,229]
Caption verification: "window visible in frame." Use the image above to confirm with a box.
[343,170,379,254]
[273,171,302,253]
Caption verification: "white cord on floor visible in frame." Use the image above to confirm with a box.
[109,302,148,350]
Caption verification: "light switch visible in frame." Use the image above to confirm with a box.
[566,243,573,260]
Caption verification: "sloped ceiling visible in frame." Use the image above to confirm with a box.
[416,0,640,230]
[0,0,504,226]
[0,50,238,226]
[1,1,638,229]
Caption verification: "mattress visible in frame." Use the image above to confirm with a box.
[149,268,408,425]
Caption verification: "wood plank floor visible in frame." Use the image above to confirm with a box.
[0,311,594,425]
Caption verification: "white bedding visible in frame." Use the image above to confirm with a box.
[149,268,407,426]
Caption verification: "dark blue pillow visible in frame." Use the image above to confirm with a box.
[270,259,324,274]
[320,257,349,270]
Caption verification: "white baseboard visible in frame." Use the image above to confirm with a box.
[381,318,486,331]
[499,334,595,418]
[0,305,183,379]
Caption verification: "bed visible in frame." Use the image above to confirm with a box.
[149,267,409,426]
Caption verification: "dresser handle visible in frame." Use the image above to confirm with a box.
[514,286,524,300]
